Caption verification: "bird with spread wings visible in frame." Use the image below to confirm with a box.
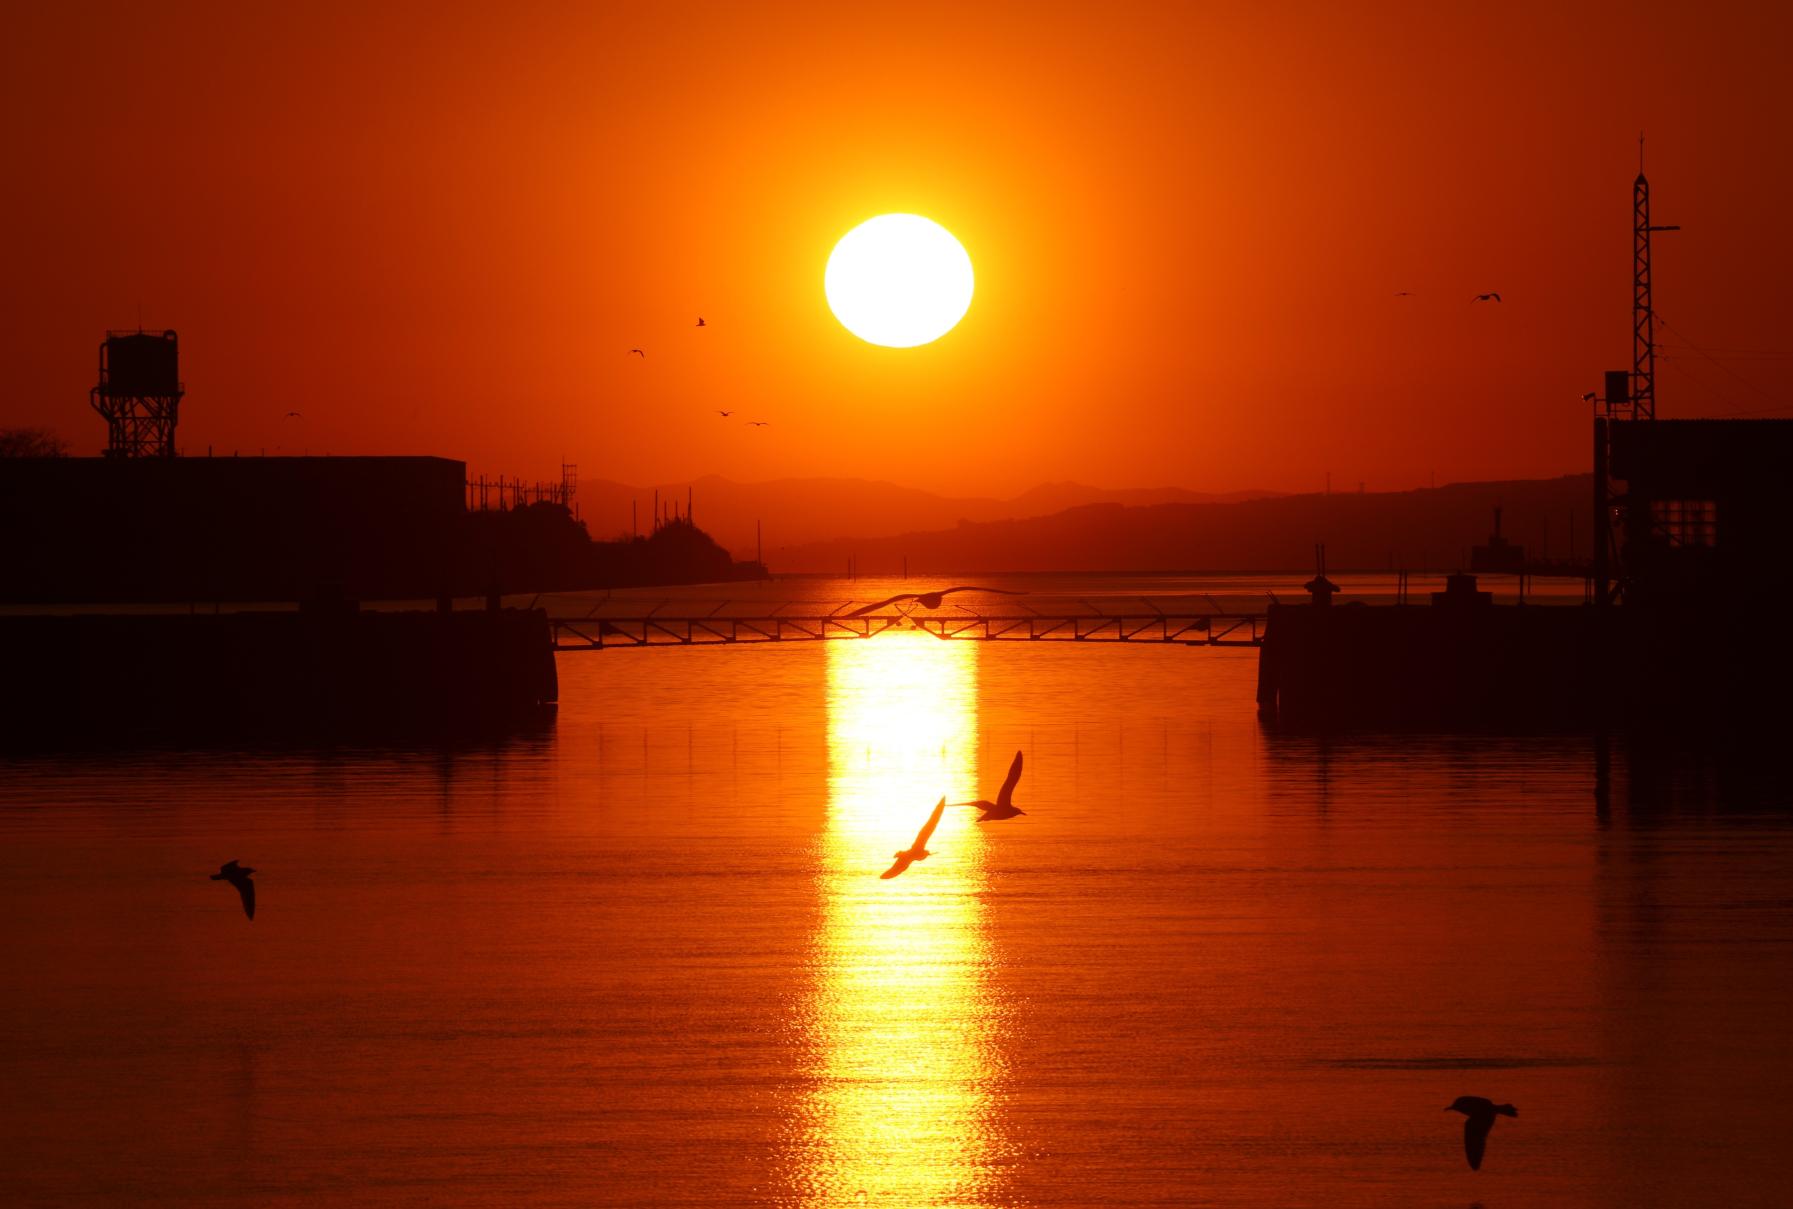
[957,750,1026,821]
[880,798,946,879]
[1446,1096,1517,1170]
[848,585,1024,617]
[210,860,257,920]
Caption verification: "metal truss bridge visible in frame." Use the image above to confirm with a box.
[550,604,1266,652]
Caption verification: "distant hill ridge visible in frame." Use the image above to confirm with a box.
[574,474,1279,558]
[765,475,1594,575]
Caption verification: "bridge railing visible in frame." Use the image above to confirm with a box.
[549,609,1266,651]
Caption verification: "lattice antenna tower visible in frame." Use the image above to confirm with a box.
[1632,134,1679,419]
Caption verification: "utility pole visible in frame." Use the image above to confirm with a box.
[1632,133,1679,419]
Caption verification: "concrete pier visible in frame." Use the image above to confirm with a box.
[1256,597,1600,727]
[0,607,558,742]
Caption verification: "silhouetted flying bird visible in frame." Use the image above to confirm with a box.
[1473,292,1502,302]
[848,585,1025,617]
[718,410,734,417]
[748,420,769,426]
[881,798,946,879]
[1581,391,1598,402]
[1394,291,1413,296]
[211,860,256,920]
[629,348,645,357]
[284,411,301,418]
[1445,1096,1516,1170]
[696,317,707,327]
[958,750,1026,821]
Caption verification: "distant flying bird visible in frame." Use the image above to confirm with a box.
[717,410,734,417]
[957,750,1026,821]
[881,797,946,879]
[1473,292,1502,303]
[848,585,1025,617]
[284,411,301,418]
[1445,1096,1517,1170]
[696,317,707,327]
[210,860,256,920]
[629,348,646,357]
[1581,391,1598,402]
[1394,291,1413,297]
[748,420,770,426]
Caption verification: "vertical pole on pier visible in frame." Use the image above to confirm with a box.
[1632,139,1677,421]
[1593,417,1609,609]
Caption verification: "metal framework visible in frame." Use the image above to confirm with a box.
[1599,146,1679,606]
[551,609,1267,651]
[467,462,580,512]
[90,333,182,458]
[1630,141,1678,421]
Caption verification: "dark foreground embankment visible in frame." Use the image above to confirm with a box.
[1258,598,1791,729]
[1257,601,1599,727]
[0,608,558,743]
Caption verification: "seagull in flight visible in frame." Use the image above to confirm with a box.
[1393,291,1414,297]
[210,860,256,920]
[1472,292,1502,303]
[881,798,946,879]
[696,317,707,327]
[848,585,1025,617]
[717,410,734,417]
[629,348,645,357]
[957,750,1026,821]
[748,420,770,426]
[284,411,302,418]
[1581,391,1598,402]
[1445,1096,1516,1170]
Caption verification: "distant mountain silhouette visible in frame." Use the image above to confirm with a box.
[766,476,1592,575]
[576,474,1278,559]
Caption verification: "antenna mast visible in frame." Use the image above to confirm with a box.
[1632,133,1679,419]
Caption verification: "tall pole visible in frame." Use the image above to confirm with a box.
[1633,135,1679,420]
[1593,417,1609,607]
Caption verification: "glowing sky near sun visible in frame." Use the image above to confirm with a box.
[3,3,1790,494]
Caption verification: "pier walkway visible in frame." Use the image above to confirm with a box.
[550,605,1266,651]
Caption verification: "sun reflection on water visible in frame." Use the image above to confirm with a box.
[791,632,1008,1207]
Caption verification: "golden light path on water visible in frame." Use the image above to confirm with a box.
[793,632,1009,1207]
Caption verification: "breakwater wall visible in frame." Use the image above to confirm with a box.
[0,607,557,742]
[1256,600,1599,727]
[1256,596,1789,729]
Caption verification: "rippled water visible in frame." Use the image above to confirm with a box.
[2,576,1788,1206]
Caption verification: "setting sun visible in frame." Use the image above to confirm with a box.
[824,214,974,348]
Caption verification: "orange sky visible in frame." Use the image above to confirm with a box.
[4,1,1790,496]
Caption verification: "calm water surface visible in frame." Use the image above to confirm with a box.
[2,576,1788,1206]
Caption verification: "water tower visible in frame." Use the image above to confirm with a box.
[90,330,183,457]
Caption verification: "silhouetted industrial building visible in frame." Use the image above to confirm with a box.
[90,330,183,458]
[0,455,466,603]
[1469,505,1525,574]
[1604,419,1793,607]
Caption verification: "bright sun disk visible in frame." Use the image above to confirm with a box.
[825,214,973,348]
